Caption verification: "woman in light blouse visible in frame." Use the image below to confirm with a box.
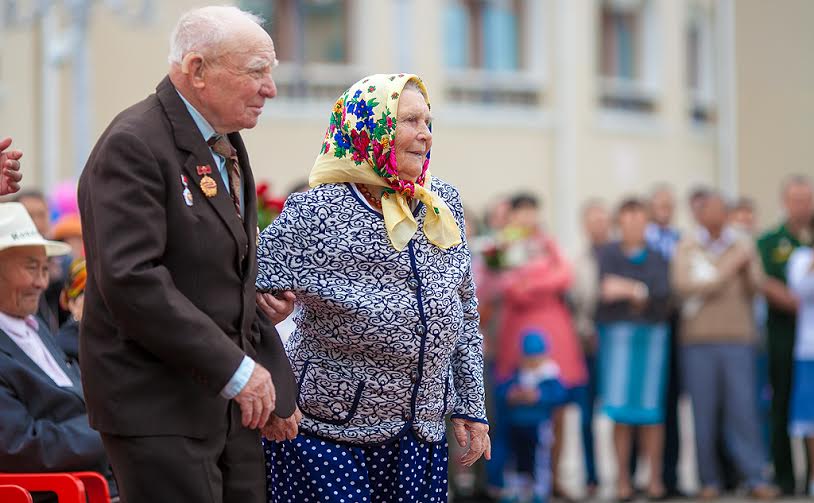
[255,74,489,502]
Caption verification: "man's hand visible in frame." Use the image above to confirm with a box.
[451,418,491,467]
[234,363,276,429]
[262,407,302,442]
[0,137,23,196]
[256,291,296,325]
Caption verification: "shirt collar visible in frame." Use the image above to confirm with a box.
[697,226,737,251]
[0,311,36,337]
[176,90,216,142]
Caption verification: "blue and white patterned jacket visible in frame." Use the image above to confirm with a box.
[256,179,487,445]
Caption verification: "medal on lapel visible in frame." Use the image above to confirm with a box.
[197,165,217,198]
[180,175,194,206]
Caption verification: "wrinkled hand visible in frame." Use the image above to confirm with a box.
[257,291,296,325]
[0,137,23,196]
[262,407,303,442]
[451,418,491,467]
[234,363,276,429]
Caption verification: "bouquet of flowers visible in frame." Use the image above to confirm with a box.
[256,182,286,231]
[476,226,537,272]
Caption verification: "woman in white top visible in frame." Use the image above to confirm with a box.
[787,221,814,497]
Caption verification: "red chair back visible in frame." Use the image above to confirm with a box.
[0,473,85,503]
[0,484,35,503]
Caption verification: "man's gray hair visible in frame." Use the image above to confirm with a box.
[781,174,813,197]
[168,6,265,64]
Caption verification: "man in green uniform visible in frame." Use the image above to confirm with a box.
[757,175,813,495]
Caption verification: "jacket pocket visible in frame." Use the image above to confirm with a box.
[297,360,365,426]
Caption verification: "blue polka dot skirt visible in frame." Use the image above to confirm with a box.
[264,429,449,502]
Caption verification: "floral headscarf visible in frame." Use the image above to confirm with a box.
[309,73,462,251]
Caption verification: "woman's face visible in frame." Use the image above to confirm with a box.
[394,88,432,182]
[509,205,540,231]
[618,208,648,244]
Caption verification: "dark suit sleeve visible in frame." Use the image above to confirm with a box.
[81,131,244,394]
[0,383,106,472]
[251,307,297,418]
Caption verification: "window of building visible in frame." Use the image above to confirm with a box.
[686,3,716,125]
[597,0,660,114]
[443,0,546,109]
[240,0,357,102]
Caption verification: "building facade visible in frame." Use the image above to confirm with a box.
[1,0,812,248]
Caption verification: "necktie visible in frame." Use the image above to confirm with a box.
[208,135,242,219]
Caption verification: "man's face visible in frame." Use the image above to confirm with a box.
[649,190,675,227]
[729,207,755,234]
[200,29,278,133]
[701,197,728,230]
[784,182,813,226]
[0,246,49,318]
[18,196,50,237]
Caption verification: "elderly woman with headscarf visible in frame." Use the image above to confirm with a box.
[255,74,490,502]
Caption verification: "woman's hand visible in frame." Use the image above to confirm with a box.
[256,291,296,325]
[262,407,303,442]
[451,418,491,467]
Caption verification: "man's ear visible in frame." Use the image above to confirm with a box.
[181,52,206,89]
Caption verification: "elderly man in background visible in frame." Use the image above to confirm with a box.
[77,6,298,502]
[758,175,814,495]
[0,203,114,501]
[673,192,778,500]
[0,137,23,196]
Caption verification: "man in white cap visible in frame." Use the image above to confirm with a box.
[0,202,114,497]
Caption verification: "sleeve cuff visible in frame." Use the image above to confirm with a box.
[219,356,255,399]
[450,414,489,425]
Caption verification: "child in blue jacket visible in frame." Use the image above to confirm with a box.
[496,330,568,503]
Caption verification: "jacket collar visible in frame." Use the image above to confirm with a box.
[0,317,84,400]
[155,76,249,256]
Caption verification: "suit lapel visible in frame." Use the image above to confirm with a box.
[155,77,248,254]
[0,324,84,401]
[35,322,84,399]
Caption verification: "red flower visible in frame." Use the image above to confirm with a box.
[351,129,371,162]
[372,140,387,169]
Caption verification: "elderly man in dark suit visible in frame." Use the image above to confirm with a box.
[77,6,298,503]
[0,202,113,499]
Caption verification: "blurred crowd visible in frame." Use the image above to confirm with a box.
[450,175,814,502]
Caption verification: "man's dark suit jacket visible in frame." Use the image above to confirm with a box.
[77,76,296,439]
[0,320,107,473]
